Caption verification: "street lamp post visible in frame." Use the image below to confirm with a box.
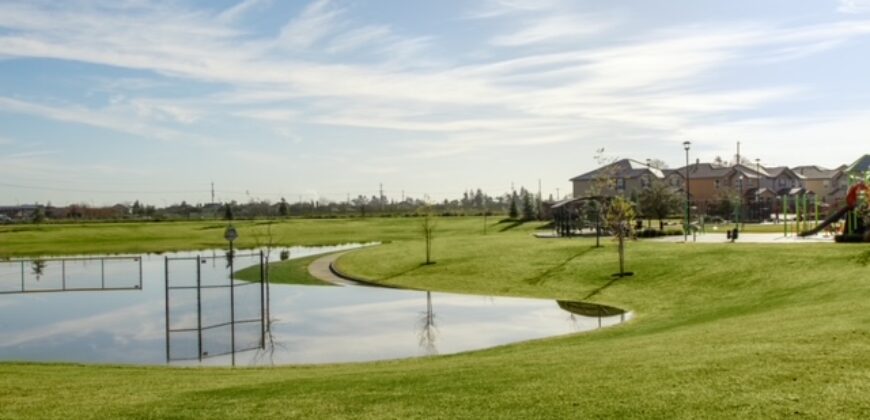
[683,141,691,242]
[755,158,761,221]
[737,175,744,230]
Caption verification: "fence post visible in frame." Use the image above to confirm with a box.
[229,252,236,367]
[260,251,266,348]
[196,256,202,362]
[164,256,170,363]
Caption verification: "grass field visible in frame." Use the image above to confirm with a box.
[235,254,332,286]
[0,217,520,258]
[1,217,869,418]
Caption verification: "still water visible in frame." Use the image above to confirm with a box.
[0,244,629,367]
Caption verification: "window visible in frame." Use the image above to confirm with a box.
[616,178,625,190]
[823,180,830,188]
[714,179,720,189]
[640,175,650,188]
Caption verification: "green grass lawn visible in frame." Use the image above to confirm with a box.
[0,217,536,258]
[235,254,332,286]
[1,218,869,418]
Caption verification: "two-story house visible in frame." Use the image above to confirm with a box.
[571,159,665,198]
[793,165,846,204]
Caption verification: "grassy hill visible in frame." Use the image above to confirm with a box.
[1,218,868,418]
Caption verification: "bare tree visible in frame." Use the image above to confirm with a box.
[586,148,621,247]
[417,291,438,355]
[647,158,669,170]
[419,206,436,265]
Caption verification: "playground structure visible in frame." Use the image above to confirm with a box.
[550,196,607,238]
[799,155,869,242]
[798,181,868,242]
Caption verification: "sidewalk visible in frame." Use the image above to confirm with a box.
[307,251,361,286]
[647,233,834,244]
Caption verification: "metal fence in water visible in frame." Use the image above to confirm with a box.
[164,251,266,366]
[0,256,143,294]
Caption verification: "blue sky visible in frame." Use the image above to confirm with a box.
[2,0,870,206]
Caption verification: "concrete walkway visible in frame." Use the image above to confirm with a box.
[647,232,834,244]
[307,251,360,286]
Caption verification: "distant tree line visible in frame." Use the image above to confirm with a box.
[15,188,552,223]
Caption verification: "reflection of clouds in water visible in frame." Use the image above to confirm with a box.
[0,300,164,347]
[0,244,627,366]
[0,299,20,309]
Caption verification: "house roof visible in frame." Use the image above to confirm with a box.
[570,159,664,181]
[792,165,842,179]
[765,166,804,180]
[846,154,870,174]
[777,187,810,196]
[671,163,732,179]
[744,187,777,198]
[732,163,770,179]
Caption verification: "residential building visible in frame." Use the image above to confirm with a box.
[570,159,664,199]
[793,165,846,204]
[570,156,861,219]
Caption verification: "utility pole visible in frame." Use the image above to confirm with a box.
[556,188,560,200]
[210,182,215,204]
[379,183,384,211]
[538,178,542,220]
[736,141,741,166]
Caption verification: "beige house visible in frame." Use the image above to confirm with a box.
[665,163,733,212]
[571,159,664,198]
[793,165,847,204]
[570,156,859,218]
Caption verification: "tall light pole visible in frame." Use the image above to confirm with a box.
[755,158,761,221]
[737,175,744,230]
[683,141,691,242]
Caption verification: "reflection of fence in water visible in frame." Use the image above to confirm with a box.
[164,252,266,366]
[0,256,143,294]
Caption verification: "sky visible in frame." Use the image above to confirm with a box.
[1,0,870,206]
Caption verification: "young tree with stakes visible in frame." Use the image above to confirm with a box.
[419,206,436,265]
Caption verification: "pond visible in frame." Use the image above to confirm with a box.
[0,244,630,367]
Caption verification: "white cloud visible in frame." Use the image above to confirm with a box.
[218,0,273,22]
[276,0,344,49]
[0,0,867,180]
[838,0,870,13]
[327,24,392,53]
[490,15,616,46]
[464,0,564,19]
[0,97,214,144]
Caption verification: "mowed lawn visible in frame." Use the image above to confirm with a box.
[0,217,504,257]
[1,217,869,418]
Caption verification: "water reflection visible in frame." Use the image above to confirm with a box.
[417,291,438,356]
[0,244,631,367]
[31,260,46,281]
[0,256,143,294]
[164,252,267,366]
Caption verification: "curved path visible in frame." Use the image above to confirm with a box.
[307,252,360,286]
